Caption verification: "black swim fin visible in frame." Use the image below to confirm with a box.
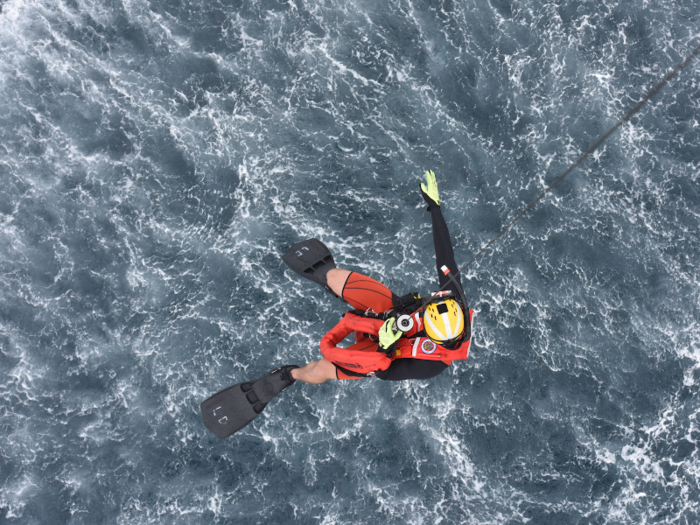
[282,238,337,296]
[200,365,298,439]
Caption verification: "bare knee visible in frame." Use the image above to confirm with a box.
[326,269,351,298]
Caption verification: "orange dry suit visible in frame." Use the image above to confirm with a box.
[320,309,475,377]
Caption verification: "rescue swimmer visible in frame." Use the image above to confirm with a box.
[283,170,474,385]
[201,170,475,438]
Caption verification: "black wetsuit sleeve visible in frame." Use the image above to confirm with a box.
[375,358,448,381]
[427,203,463,291]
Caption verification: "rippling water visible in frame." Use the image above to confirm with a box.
[1,0,699,523]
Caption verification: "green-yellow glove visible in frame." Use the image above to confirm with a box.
[420,169,440,207]
[378,317,402,354]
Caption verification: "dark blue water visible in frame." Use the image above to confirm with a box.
[1,0,699,523]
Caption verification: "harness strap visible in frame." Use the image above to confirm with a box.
[348,309,387,319]
[348,292,423,321]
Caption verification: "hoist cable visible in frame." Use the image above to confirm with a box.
[453,41,700,279]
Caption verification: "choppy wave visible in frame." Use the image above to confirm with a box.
[1,0,699,523]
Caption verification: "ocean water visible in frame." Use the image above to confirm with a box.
[1,0,699,523]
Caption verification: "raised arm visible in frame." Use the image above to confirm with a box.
[420,170,462,291]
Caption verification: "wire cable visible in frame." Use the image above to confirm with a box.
[454,40,700,278]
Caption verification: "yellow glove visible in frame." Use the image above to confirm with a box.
[420,169,440,207]
[378,317,402,354]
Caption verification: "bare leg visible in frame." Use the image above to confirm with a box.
[291,270,350,385]
[326,268,351,298]
[291,358,338,384]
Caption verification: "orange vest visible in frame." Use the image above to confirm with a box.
[320,311,474,375]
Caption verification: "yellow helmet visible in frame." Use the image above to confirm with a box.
[422,292,466,348]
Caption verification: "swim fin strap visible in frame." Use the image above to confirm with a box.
[200,366,298,439]
[282,238,337,296]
